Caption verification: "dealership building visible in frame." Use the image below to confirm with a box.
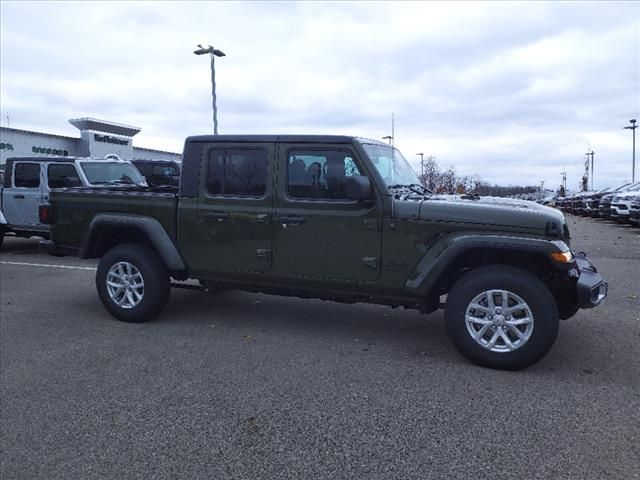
[0,117,182,168]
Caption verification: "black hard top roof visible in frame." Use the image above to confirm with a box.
[185,134,388,146]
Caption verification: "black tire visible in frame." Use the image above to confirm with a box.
[96,243,170,323]
[0,229,4,250]
[444,265,559,370]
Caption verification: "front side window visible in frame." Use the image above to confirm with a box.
[48,164,81,188]
[80,161,146,186]
[206,148,268,197]
[287,150,362,200]
[14,163,40,188]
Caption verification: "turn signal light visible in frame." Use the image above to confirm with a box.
[550,251,573,263]
[39,204,53,224]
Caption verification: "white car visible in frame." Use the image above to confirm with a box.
[610,185,640,222]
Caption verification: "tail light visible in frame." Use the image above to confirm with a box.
[39,204,53,224]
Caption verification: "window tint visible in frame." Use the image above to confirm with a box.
[48,164,81,188]
[14,163,40,188]
[206,148,268,197]
[287,150,362,199]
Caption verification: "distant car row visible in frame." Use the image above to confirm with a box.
[555,182,640,225]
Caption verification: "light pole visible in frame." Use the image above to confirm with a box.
[194,44,226,135]
[624,119,637,182]
[382,135,393,145]
[416,152,424,179]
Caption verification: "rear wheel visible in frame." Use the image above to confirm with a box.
[96,244,170,322]
[445,265,559,370]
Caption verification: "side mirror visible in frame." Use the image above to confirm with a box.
[344,175,372,201]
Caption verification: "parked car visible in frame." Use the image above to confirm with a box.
[610,185,640,222]
[600,182,639,219]
[583,187,616,217]
[0,156,146,247]
[131,159,180,188]
[40,134,607,370]
[629,196,640,225]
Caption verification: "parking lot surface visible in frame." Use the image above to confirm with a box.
[1,216,639,480]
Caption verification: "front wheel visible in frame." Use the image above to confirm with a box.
[96,244,170,323]
[445,265,559,370]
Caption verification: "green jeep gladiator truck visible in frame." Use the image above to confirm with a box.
[40,135,607,370]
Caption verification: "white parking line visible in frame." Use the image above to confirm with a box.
[0,261,96,271]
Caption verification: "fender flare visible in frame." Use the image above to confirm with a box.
[404,233,571,297]
[82,213,186,272]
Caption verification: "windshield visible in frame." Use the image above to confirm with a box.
[81,161,146,186]
[361,143,422,190]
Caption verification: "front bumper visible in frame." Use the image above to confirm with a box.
[574,252,607,308]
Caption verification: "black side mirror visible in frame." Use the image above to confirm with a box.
[344,175,372,201]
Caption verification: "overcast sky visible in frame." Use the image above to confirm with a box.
[1,1,638,190]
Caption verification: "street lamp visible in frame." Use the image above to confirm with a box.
[623,119,637,182]
[194,44,226,135]
[382,135,393,145]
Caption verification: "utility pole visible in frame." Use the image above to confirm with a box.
[561,170,567,192]
[416,152,424,179]
[624,119,637,182]
[585,150,594,190]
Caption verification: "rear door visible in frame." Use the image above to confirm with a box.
[184,142,275,278]
[3,162,44,227]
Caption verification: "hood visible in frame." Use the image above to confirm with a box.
[395,194,567,237]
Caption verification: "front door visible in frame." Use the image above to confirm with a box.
[3,162,44,228]
[187,143,275,278]
[274,143,382,282]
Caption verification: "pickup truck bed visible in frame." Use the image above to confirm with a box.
[50,188,178,255]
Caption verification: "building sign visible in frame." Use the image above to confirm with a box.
[94,134,128,145]
[32,146,69,156]
[0,143,14,150]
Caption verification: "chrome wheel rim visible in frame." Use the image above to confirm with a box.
[106,262,144,309]
[465,290,534,353]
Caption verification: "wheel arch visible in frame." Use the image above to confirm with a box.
[81,214,187,274]
[406,234,575,316]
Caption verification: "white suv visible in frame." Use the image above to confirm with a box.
[610,184,640,222]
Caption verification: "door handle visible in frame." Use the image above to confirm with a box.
[256,213,270,224]
[205,212,230,222]
[13,194,25,199]
[278,216,306,225]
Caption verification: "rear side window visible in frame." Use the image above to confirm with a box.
[14,163,40,188]
[206,148,268,197]
[48,164,81,188]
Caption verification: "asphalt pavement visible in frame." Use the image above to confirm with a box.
[1,216,639,480]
